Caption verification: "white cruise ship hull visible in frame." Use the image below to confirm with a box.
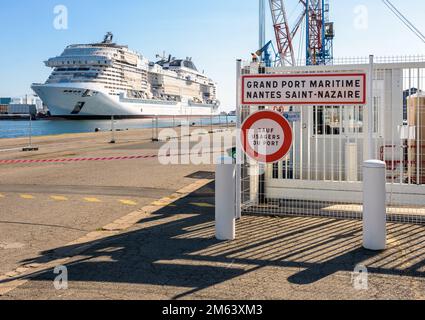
[32,83,219,119]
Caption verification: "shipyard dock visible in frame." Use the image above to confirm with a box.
[0,128,425,300]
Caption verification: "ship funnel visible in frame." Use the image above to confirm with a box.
[103,32,114,44]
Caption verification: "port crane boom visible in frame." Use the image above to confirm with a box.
[269,0,296,66]
[266,0,334,66]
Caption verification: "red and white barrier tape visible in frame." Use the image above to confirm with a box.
[0,154,158,164]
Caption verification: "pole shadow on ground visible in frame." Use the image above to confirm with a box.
[2,181,425,299]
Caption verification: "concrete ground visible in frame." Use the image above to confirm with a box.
[0,128,218,276]
[0,128,425,300]
[1,183,425,300]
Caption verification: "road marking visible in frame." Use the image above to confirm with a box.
[190,202,214,208]
[20,195,35,200]
[0,242,26,249]
[152,200,167,206]
[50,196,68,201]
[84,197,102,203]
[151,201,177,207]
[0,178,213,297]
[119,200,138,206]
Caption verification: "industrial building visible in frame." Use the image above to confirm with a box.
[0,97,12,105]
[7,104,37,116]
[0,96,41,117]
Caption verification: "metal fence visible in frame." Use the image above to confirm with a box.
[293,55,425,67]
[0,114,37,152]
[0,115,236,152]
[238,56,425,225]
[151,115,236,141]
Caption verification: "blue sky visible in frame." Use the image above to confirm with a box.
[0,0,424,111]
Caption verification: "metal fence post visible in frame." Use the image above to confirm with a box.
[152,117,155,140]
[22,113,38,152]
[156,116,159,140]
[367,55,375,160]
[110,115,116,144]
[210,112,214,133]
[235,59,242,220]
[152,116,159,142]
[29,114,33,148]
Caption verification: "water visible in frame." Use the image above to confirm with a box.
[0,116,236,139]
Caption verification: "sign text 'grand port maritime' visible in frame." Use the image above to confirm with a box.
[242,73,367,106]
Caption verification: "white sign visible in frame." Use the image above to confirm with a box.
[241,110,293,163]
[242,73,366,106]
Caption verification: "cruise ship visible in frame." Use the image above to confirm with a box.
[32,33,220,118]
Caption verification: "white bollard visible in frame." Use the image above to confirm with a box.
[215,156,236,241]
[363,160,387,251]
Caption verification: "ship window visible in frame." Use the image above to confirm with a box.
[169,60,182,67]
[183,61,198,71]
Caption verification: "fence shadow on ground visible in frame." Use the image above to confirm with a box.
[2,181,425,298]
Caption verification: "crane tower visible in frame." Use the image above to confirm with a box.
[306,0,334,65]
[265,0,334,66]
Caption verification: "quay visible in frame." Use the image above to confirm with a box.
[0,127,424,300]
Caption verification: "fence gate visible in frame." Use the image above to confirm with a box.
[237,56,425,225]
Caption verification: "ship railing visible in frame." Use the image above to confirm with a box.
[120,97,179,105]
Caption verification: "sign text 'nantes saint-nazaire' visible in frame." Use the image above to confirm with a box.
[242,73,367,106]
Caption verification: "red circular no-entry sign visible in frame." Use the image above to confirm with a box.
[241,110,293,163]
